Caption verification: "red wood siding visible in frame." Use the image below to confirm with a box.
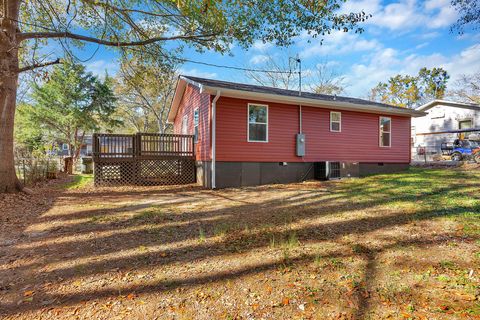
[302,107,411,163]
[173,85,211,161]
[216,97,411,163]
[216,97,300,162]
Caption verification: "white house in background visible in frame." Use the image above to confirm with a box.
[412,100,480,153]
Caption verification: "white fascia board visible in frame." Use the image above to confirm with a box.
[201,86,426,117]
[167,77,208,124]
[417,99,480,112]
[166,79,188,123]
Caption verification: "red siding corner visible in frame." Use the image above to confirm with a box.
[173,84,211,161]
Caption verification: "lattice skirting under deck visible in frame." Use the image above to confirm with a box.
[94,158,196,186]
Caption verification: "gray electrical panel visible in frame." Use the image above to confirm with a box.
[296,133,305,157]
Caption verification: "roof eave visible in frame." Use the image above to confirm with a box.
[167,78,187,123]
[417,99,480,111]
[168,77,426,123]
[200,85,426,117]
[167,76,209,124]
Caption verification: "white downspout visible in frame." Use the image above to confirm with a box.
[211,91,221,189]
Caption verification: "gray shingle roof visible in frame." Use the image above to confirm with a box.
[182,75,408,111]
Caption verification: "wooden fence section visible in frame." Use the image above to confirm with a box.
[92,133,196,186]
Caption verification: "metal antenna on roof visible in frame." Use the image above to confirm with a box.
[289,55,302,96]
[296,55,302,96]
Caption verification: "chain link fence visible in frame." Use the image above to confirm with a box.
[411,146,445,162]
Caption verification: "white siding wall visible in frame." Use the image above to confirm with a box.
[412,105,480,149]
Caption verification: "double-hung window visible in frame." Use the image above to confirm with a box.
[330,111,341,132]
[193,108,199,143]
[248,104,268,142]
[379,116,391,147]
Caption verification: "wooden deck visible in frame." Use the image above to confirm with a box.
[92,133,196,186]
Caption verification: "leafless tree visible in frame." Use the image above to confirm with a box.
[114,58,177,133]
[448,71,480,104]
[245,54,299,90]
[309,61,347,95]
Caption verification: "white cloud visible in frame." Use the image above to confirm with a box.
[178,68,217,79]
[252,40,273,52]
[418,31,441,39]
[441,44,480,79]
[249,54,269,65]
[85,60,118,78]
[297,30,381,58]
[341,0,457,31]
[415,42,429,49]
[343,44,480,97]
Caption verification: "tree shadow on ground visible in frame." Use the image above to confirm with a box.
[1,168,478,318]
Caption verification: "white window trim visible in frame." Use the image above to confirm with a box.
[458,118,473,129]
[330,111,342,132]
[193,108,199,143]
[247,103,269,143]
[379,116,392,148]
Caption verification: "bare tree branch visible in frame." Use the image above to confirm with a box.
[17,31,217,46]
[18,58,61,73]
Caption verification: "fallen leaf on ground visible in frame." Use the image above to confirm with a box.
[23,290,34,297]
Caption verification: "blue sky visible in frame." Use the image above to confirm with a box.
[84,0,480,99]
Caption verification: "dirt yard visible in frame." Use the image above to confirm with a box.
[1,167,479,319]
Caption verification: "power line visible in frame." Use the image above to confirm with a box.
[167,56,297,74]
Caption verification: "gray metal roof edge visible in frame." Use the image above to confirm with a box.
[417,99,480,111]
[180,75,425,117]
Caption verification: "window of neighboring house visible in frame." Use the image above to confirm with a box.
[62,143,69,151]
[193,108,199,143]
[379,116,391,147]
[330,111,341,132]
[248,104,268,142]
[459,119,473,130]
[181,114,188,135]
[459,119,473,138]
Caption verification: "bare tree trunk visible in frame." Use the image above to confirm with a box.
[0,0,22,192]
[73,131,85,167]
[157,117,164,134]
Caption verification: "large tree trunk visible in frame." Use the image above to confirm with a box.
[0,0,22,192]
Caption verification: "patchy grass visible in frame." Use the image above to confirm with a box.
[1,167,479,319]
[60,174,93,189]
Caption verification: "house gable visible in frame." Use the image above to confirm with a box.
[172,84,211,161]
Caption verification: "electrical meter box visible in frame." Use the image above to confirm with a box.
[296,133,305,157]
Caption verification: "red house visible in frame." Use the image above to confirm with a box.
[168,76,424,188]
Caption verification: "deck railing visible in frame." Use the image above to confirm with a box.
[92,133,196,186]
[92,133,195,159]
